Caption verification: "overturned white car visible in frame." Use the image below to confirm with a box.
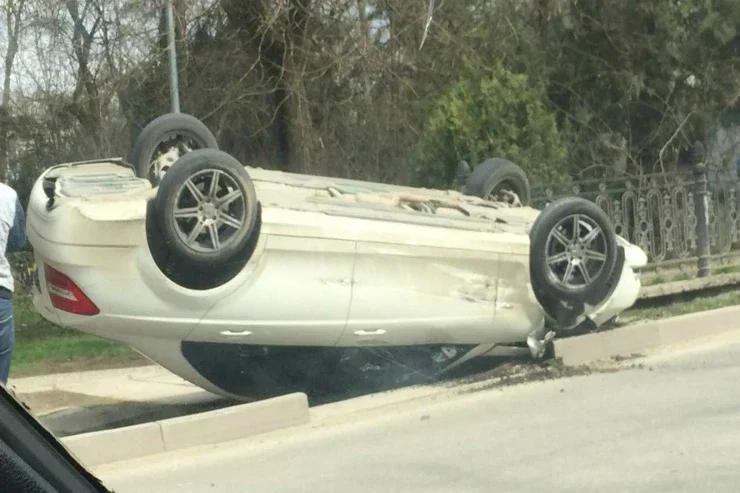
[26,113,646,399]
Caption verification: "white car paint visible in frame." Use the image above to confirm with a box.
[26,158,647,398]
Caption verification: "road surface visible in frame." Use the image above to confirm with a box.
[98,333,740,493]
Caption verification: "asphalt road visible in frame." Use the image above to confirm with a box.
[98,334,740,493]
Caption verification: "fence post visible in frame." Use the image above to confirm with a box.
[693,141,711,277]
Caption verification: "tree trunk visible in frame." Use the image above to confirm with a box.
[65,0,104,152]
[283,45,324,175]
[357,0,372,102]
[0,0,25,181]
[222,0,319,174]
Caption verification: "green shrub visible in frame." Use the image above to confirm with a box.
[414,66,570,189]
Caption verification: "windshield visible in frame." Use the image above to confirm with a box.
[4,0,740,492]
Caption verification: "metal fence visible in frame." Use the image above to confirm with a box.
[531,161,740,278]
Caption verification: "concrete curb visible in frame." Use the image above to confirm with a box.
[61,392,309,468]
[555,305,740,366]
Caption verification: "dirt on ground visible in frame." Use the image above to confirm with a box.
[448,356,606,391]
[13,390,122,416]
[39,397,233,437]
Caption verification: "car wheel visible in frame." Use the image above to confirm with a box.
[529,197,618,305]
[129,113,219,185]
[463,158,531,206]
[154,149,259,267]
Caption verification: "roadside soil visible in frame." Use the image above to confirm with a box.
[17,390,121,416]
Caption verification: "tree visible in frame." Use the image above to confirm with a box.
[0,0,25,181]
[415,66,569,188]
[3,0,740,208]
[518,0,740,172]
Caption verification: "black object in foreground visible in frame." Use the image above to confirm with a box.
[0,383,111,493]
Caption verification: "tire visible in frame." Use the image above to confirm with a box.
[529,197,618,305]
[129,113,219,184]
[528,206,583,327]
[463,158,531,206]
[154,149,259,267]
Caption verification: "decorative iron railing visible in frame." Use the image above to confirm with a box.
[531,163,740,275]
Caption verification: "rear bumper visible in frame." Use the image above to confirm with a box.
[27,223,259,345]
[29,246,243,400]
[28,240,212,342]
[30,266,62,328]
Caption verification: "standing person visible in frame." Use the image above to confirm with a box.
[0,183,26,385]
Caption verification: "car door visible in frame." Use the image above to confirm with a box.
[186,234,355,347]
[338,239,500,346]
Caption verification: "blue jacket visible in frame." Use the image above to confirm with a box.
[0,183,26,293]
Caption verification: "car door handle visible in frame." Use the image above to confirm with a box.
[219,330,253,337]
[353,329,386,336]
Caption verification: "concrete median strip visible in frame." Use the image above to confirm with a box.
[62,422,166,468]
[159,392,309,451]
[61,392,309,468]
[555,305,740,366]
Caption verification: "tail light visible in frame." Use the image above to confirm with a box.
[44,264,100,316]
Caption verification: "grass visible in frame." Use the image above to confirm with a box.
[713,264,740,276]
[623,287,740,323]
[642,265,740,286]
[642,275,666,286]
[9,295,149,378]
[673,271,692,282]
[11,336,148,377]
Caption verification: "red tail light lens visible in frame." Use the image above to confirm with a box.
[44,264,100,316]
